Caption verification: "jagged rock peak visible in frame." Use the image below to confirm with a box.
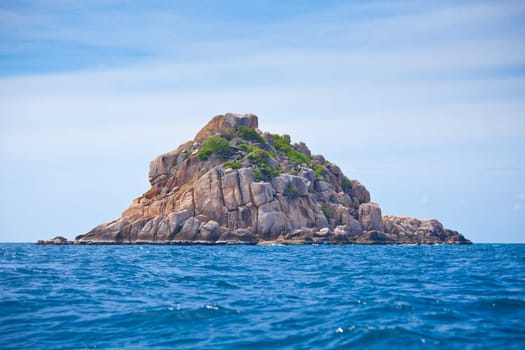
[44,112,470,245]
[194,113,258,142]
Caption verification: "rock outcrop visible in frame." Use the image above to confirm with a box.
[51,113,470,245]
[37,236,72,245]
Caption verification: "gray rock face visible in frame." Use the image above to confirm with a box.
[177,217,201,241]
[37,236,71,245]
[271,175,309,196]
[251,182,276,207]
[199,220,221,241]
[315,180,331,193]
[224,113,258,129]
[293,142,311,157]
[222,171,244,210]
[238,168,255,204]
[381,216,469,244]
[193,169,224,221]
[68,113,470,246]
[258,211,291,240]
[278,195,318,229]
[218,229,257,244]
[359,202,384,232]
[194,113,258,142]
[149,142,193,185]
[351,180,370,204]
[167,209,192,231]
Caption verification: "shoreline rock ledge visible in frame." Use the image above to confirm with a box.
[39,113,471,245]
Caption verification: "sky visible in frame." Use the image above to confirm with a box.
[0,0,524,243]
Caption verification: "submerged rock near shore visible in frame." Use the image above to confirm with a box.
[41,113,470,245]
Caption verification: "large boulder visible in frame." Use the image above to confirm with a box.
[382,216,471,244]
[222,170,244,210]
[355,230,394,245]
[176,217,201,241]
[193,168,225,221]
[358,202,384,232]
[351,180,370,204]
[218,229,258,244]
[37,236,71,245]
[251,182,276,206]
[198,220,221,241]
[238,168,256,204]
[271,175,309,197]
[194,113,258,142]
[257,200,291,240]
[148,141,193,185]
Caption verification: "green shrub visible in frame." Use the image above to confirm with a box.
[253,167,280,181]
[272,134,291,153]
[288,149,311,165]
[284,183,299,198]
[289,169,298,176]
[224,160,242,169]
[314,163,325,178]
[245,147,280,180]
[342,176,352,192]
[236,126,265,144]
[197,135,231,160]
[259,163,281,180]
[221,127,235,139]
[247,148,271,163]
[254,168,263,181]
[238,143,257,152]
[272,134,311,165]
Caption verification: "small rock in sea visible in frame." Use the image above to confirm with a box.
[36,236,71,245]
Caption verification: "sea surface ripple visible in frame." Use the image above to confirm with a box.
[1,244,524,349]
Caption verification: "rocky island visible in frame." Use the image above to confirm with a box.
[39,113,470,245]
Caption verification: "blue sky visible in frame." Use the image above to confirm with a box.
[1,0,524,242]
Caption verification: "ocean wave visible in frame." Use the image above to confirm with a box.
[0,243,524,349]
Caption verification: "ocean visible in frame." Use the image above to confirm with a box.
[1,244,524,349]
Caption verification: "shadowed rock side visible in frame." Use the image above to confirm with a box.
[61,113,469,245]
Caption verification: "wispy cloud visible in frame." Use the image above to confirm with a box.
[1,1,524,73]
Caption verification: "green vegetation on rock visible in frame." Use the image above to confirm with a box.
[235,126,265,144]
[224,160,242,169]
[284,183,299,198]
[342,176,352,192]
[197,135,231,160]
[238,143,257,152]
[246,148,271,163]
[253,165,281,182]
[313,163,325,178]
[272,134,311,165]
[272,133,291,153]
[287,149,311,165]
[247,147,280,180]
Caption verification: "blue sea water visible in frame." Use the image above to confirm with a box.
[1,244,524,349]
